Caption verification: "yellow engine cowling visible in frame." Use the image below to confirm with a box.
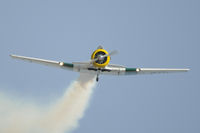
[91,49,110,68]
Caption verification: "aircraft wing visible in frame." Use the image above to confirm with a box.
[10,54,74,70]
[125,68,190,75]
[10,55,189,76]
[98,64,189,75]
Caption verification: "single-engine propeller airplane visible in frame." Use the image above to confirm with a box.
[10,46,189,82]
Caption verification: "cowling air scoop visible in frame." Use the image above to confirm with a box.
[10,45,189,82]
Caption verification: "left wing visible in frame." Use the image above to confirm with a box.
[10,54,74,71]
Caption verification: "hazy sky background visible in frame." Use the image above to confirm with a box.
[0,0,199,133]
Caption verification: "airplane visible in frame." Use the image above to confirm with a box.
[10,46,189,82]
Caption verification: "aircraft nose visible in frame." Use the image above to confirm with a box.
[99,55,104,60]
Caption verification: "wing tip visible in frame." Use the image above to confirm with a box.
[10,54,21,59]
[10,54,15,58]
[185,68,190,71]
[178,68,190,72]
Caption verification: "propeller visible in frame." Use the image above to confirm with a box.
[90,50,118,64]
[101,50,118,58]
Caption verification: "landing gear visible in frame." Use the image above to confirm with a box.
[96,74,99,82]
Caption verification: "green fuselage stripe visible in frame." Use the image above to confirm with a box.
[125,68,137,72]
[63,62,74,67]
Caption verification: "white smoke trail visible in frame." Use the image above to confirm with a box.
[0,73,96,133]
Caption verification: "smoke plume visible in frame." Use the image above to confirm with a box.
[0,73,96,133]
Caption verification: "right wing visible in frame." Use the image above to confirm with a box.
[10,54,74,70]
[125,68,190,75]
[98,64,189,75]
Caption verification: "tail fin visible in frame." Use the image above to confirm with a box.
[97,45,103,49]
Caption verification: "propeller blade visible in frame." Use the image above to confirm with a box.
[101,50,118,58]
[109,50,118,56]
[89,58,99,64]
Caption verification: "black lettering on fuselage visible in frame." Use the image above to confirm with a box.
[88,68,111,72]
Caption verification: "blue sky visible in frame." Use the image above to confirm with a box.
[0,0,199,133]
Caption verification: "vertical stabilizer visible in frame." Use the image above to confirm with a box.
[97,45,103,49]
